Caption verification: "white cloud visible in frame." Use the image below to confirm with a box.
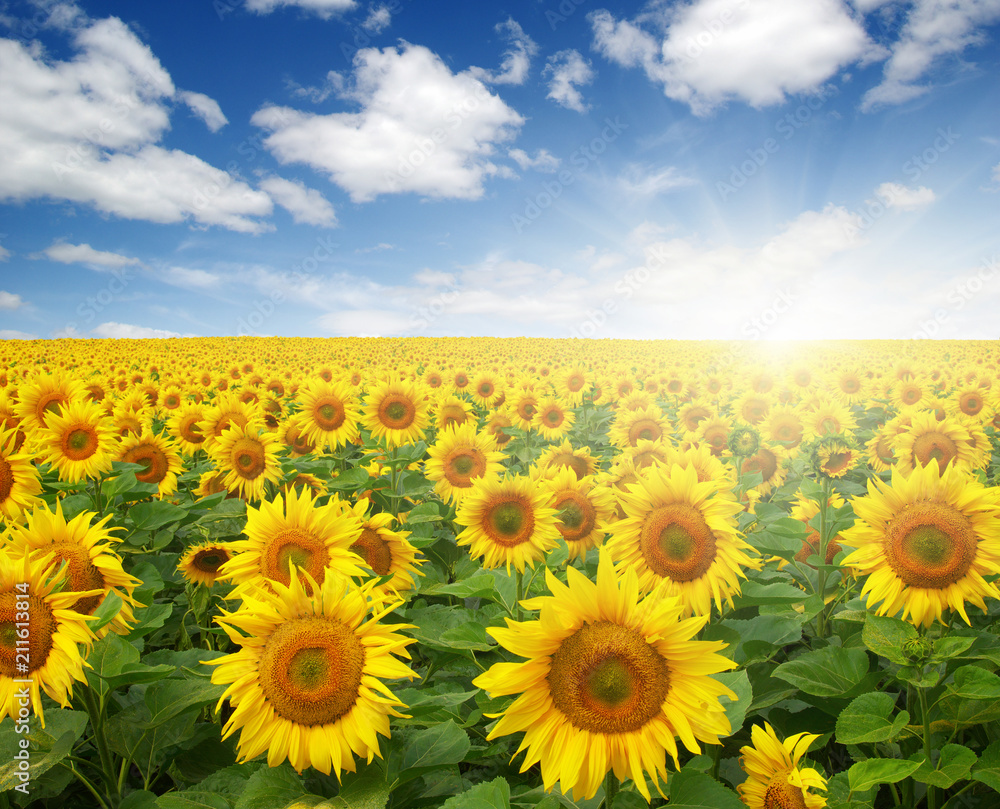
[0,16,272,232]
[590,1,877,114]
[0,329,36,339]
[178,90,228,132]
[543,50,595,112]
[508,148,560,173]
[861,0,1000,111]
[0,291,25,310]
[42,242,142,269]
[287,71,345,103]
[355,242,395,253]
[468,18,537,86]
[258,175,338,227]
[162,267,221,290]
[362,4,393,33]
[618,164,696,196]
[91,321,192,338]
[245,0,356,18]
[252,43,524,201]
[0,245,9,261]
[874,182,936,210]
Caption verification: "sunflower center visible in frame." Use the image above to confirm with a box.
[37,393,66,424]
[0,458,12,502]
[444,447,486,489]
[0,594,56,677]
[379,396,415,430]
[548,621,670,734]
[258,617,366,726]
[640,504,718,582]
[350,527,393,576]
[962,395,982,415]
[63,427,99,461]
[883,502,977,589]
[628,419,662,445]
[764,776,808,809]
[194,550,228,573]
[262,528,331,587]
[484,498,534,547]
[314,399,345,431]
[123,443,169,485]
[742,448,778,482]
[50,544,107,615]
[180,416,204,445]
[554,492,596,542]
[544,408,563,426]
[911,432,958,469]
[230,438,266,479]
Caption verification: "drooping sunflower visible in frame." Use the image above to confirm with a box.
[738,722,828,809]
[607,462,757,616]
[809,435,859,480]
[362,378,430,448]
[178,541,235,587]
[740,443,790,496]
[0,550,99,727]
[218,487,368,599]
[893,411,979,476]
[208,570,416,776]
[841,462,1000,627]
[208,424,283,501]
[454,474,561,573]
[0,427,42,524]
[118,429,183,499]
[473,549,736,801]
[296,379,361,451]
[37,398,117,483]
[5,501,141,636]
[424,421,505,505]
[531,397,575,442]
[540,467,615,561]
[432,394,475,431]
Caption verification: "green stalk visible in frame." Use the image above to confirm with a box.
[919,685,937,809]
[57,763,111,809]
[604,770,618,808]
[81,685,119,802]
[815,477,832,639]
[515,568,524,623]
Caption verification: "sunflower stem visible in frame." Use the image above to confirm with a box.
[604,770,618,808]
[58,763,111,809]
[515,568,524,622]
[919,684,937,809]
[81,684,119,801]
[815,477,832,640]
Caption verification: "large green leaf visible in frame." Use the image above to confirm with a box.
[711,670,752,734]
[440,777,511,809]
[666,769,744,809]
[847,758,922,792]
[971,740,1000,793]
[909,744,977,789]
[233,762,304,809]
[947,666,1000,700]
[773,646,870,697]
[836,692,909,745]
[861,613,916,666]
[144,678,226,728]
[401,720,471,773]
[130,500,188,531]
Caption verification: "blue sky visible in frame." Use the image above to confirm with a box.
[1,0,999,341]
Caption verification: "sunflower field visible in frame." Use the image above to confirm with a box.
[3,336,1000,809]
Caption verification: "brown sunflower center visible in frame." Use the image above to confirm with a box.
[548,621,670,734]
[230,437,266,479]
[350,527,393,576]
[742,448,778,482]
[0,593,56,676]
[764,775,808,809]
[483,498,534,547]
[262,528,331,586]
[314,399,346,431]
[639,504,718,582]
[961,395,982,416]
[544,407,564,427]
[50,543,106,615]
[214,413,248,437]
[193,548,229,574]
[258,617,366,726]
[63,426,99,461]
[627,419,662,445]
[379,396,415,430]
[883,502,977,589]
[911,431,959,469]
[0,458,13,502]
[123,443,169,485]
[180,415,204,445]
[444,447,486,488]
[554,491,596,542]
[875,434,896,465]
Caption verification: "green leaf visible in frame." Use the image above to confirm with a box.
[825,771,875,809]
[862,613,917,666]
[130,500,188,531]
[144,678,226,728]
[402,502,444,523]
[103,469,159,500]
[401,720,471,773]
[667,769,744,809]
[711,670,752,734]
[423,573,496,599]
[440,777,511,809]
[910,744,977,789]
[86,632,139,692]
[128,601,174,639]
[734,579,808,607]
[718,613,804,665]
[157,793,232,809]
[0,729,75,793]
[971,740,1000,793]
[120,792,159,809]
[836,692,910,745]
[773,646,870,697]
[947,666,1000,700]
[233,763,304,809]
[99,661,176,691]
[330,763,392,809]
[847,758,922,793]
[328,467,371,491]
[89,590,125,632]
[438,623,496,652]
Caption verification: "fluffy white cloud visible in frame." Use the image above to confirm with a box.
[861,0,1000,110]
[258,175,338,227]
[361,4,393,33]
[508,148,560,173]
[178,90,228,132]
[543,50,595,113]
[42,242,142,269]
[874,182,936,210]
[468,18,537,85]
[0,329,36,339]
[591,1,876,114]
[0,16,271,232]
[253,43,524,201]
[0,291,25,310]
[162,267,221,290]
[245,0,356,17]
[91,321,191,338]
[618,164,696,196]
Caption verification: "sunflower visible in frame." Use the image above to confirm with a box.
[531,397,575,442]
[178,541,235,587]
[740,443,789,495]
[0,427,42,524]
[608,462,757,616]
[431,394,475,431]
[276,414,318,457]
[5,501,140,636]
[558,365,589,405]
[947,386,991,420]
[508,390,540,431]
[801,398,856,440]
[455,474,561,573]
[218,487,368,598]
[841,462,1000,627]
[473,549,736,801]
[540,467,615,561]
[296,379,361,451]
[207,570,416,776]
[733,391,772,425]
[195,470,237,500]
[283,472,329,499]
[424,422,505,505]
[533,439,598,481]
[609,405,669,448]
[0,550,99,727]
[787,493,845,567]
[484,410,515,448]
[209,424,283,501]
[344,500,423,593]
[169,402,208,455]
[696,414,733,457]
[37,398,117,483]
[198,394,265,453]
[118,429,183,498]
[892,411,978,476]
[470,374,502,408]
[762,405,805,449]
[13,371,85,434]
[809,435,859,480]
[738,723,828,809]
[362,378,430,448]
[676,399,715,435]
